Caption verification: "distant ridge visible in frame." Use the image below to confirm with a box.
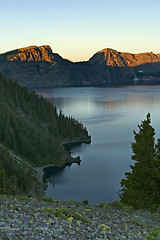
[10,45,54,62]
[89,48,160,67]
[0,45,160,87]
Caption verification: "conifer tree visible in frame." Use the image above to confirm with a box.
[120,113,160,208]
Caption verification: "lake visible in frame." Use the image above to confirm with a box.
[36,86,160,204]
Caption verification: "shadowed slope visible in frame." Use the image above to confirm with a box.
[0,45,160,87]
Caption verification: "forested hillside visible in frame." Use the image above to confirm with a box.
[0,73,90,195]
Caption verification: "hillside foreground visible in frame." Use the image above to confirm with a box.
[0,195,159,240]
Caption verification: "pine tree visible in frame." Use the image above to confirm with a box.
[120,113,160,208]
[154,139,160,203]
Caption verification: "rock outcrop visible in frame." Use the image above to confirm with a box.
[0,45,160,87]
[0,45,74,87]
[89,48,160,67]
[10,45,54,62]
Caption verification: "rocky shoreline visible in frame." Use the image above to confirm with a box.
[0,195,159,240]
[34,136,91,195]
[63,137,91,147]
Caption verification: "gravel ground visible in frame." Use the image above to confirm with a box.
[0,195,159,240]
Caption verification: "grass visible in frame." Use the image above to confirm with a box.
[126,219,147,228]
[107,201,134,213]
[41,207,91,224]
[36,197,53,203]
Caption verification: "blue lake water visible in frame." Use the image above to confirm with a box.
[36,86,160,204]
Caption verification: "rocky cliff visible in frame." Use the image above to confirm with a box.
[0,45,74,87]
[89,48,160,67]
[0,45,160,87]
[10,45,54,62]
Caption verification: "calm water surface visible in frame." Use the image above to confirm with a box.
[36,86,160,204]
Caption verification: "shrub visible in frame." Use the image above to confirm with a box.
[146,226,160,240]
[37,197,53,203]
[99,202,107,208]
[82,199,89,205]
[107,201,124,209]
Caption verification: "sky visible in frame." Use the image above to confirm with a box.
[1,0,160,62]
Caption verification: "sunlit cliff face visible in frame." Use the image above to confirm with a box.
[9,45,160,67]
[89,48,160,67]
[10,45,54,62]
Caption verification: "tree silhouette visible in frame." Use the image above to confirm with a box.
[120,113,160,208]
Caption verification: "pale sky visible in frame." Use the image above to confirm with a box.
[1,0,160,62]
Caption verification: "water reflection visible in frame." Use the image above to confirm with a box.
[35,86,160,204]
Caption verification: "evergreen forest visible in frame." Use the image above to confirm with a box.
[0,73,90,195]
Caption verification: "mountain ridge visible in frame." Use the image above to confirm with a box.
[89,48,160,67]
[1,45,160,87]
[10,45,54,62]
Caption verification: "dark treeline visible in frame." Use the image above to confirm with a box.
[0,73,90,194]
[0,73,89,166]
[0,147,40,196]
